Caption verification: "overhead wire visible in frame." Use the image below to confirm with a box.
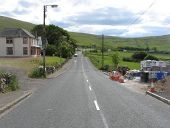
[121,0,157,36]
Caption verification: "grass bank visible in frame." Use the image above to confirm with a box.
[0,56,65,76]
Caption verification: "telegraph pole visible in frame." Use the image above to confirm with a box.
[42,4,58,77]
[101,34,104,69]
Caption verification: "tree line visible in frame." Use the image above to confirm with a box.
[31,24,77,58]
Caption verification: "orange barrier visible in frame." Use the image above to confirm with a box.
[148,87,156,93]
[109,72,124,83]
[148,80,156,93]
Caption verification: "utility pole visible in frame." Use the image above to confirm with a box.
[101,34,104,69]
[42,5,46,78]
[42,4,58,77]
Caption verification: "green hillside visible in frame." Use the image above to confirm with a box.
[69,32,121,48]
[0,16,35,32]
[0,15,170,51]
[69,32,170,51]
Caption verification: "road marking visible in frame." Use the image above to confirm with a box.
[100,111,109,128]
[81,55,109,128]
[89,86,92,91]
[86,79,89,82]
[47,109,53,111]
[94,100,100,110]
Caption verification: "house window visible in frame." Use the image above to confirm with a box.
[23,47,28,55]
[6,47,13,55]
[23,37,28,44]
[6,38,13,44]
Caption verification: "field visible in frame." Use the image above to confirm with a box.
[85,51,170,70]
[70,32,170,52]
[0,56,65,74]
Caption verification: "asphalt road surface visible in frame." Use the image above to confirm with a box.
[0,52,170,128]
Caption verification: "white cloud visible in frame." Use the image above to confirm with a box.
[0,0,170,37]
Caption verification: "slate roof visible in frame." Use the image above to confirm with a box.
[0,28,35,38]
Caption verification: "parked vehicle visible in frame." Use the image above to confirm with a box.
[74,54,78,57]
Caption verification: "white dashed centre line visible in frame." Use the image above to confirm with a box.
[94,100,100,110]
[89,86,92,91]
[81,56,109,128]
[47,109,53,111]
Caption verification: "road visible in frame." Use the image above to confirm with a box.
[0,52,170,128]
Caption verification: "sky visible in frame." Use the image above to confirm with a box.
[0,0,170,37]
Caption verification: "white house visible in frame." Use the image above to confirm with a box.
[0,28,41,57]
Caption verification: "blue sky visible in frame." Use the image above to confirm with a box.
[0,0,170,37]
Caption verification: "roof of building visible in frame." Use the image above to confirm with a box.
[0,28,35,38]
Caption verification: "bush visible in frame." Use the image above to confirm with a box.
[0,72,19,92]
[144,55,159,61]
[8,75,19,91]
[112,52,120,69]
[100,65,110,71]
[132,52,147,61]
[90,49,98,53]
[29,67,44,78]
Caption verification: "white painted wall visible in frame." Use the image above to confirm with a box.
[0,37,7,56]
[0,37,38,57]
[14,38,22,56]
[14,38,30,56]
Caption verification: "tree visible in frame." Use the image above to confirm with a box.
[46,25,70,46]
[152,47,157,52]
[46,44,57,56]
[112,52,120,70]
[132,52,147,61]
[31,25,45,37]
[59,41,72,58]
[31,24,77,58]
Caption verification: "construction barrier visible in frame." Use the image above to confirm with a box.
[109,72,124,83]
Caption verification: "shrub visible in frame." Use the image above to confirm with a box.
[29,67,44,78]
[8,75,19,91]
[100,65,110,71]
[0,72,19,92]
[112,52,120,69]
[132,52,147,61]
[90,49,98,53]
[144,55,159,61]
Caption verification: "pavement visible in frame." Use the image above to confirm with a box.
[0,91,32,114]
[106,72,170,105]
[0,58,73,115]
[155,91,170,100]
[122,79,170,105]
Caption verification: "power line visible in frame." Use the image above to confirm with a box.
[125,0,157,34]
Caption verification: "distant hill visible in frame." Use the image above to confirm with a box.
[1,16,170,51]
[0,16,35,32]
[69,32,170,51]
